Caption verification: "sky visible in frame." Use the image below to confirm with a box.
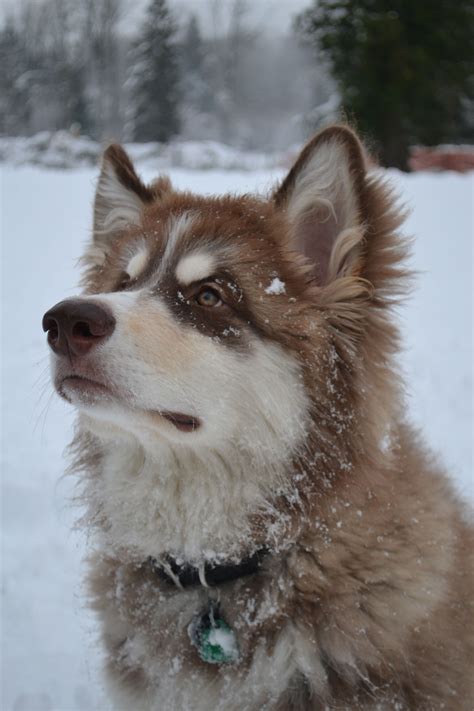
[1,0,311,35]
[163,0,310,35]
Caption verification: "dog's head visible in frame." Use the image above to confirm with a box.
[43,126,405,471]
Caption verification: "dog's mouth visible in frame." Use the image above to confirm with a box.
[58,375,201,433]
[159,411,200,432]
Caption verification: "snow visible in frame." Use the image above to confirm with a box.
[265,277,286,295]
[1,164,472,710]
[0,132,280,172]
[206,626,239,660]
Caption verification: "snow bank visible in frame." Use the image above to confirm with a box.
[0,131,99,170]
[3,132,473,174]
[1,165,472,710]
[0,132,280,171]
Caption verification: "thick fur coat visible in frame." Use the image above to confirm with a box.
[44,126,473,710]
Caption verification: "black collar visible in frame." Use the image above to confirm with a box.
[149,548,268,589]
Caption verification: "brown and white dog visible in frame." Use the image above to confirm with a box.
[43,126,473,710]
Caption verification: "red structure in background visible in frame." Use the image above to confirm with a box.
[409,146,474,172]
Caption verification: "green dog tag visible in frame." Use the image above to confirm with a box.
[189,603,240,665]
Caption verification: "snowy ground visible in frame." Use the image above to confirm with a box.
[0,132,281,172]
[1,164,472,710]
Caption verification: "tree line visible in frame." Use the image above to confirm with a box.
[0,0,331,152]
[1,0,472,168]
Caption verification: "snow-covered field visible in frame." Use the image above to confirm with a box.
[1,164,472,710]
[0,132,281,172]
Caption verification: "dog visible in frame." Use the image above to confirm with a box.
[43,125,473,710]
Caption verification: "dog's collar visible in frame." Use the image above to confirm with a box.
[149,548,268,589]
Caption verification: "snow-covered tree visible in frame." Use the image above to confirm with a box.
[129,0,181,142]
[204,0,256,146]
[179,14,217,140]
[77,0,124,140]
[181,15,204,76]
[0,21,31,135]
[0,1,90,136]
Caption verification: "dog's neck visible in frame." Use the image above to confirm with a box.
[81,421,303,565]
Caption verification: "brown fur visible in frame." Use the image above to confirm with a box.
[66,126,473,710]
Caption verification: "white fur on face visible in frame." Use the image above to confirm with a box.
[159,213,195,276]
[124,244,150,280]
[55,287,309,561]
[175,252,215,285]
[83,334,308,561]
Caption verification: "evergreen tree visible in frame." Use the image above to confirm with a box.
[130,0,181,142]
[297,0,474,170]
[1,1,91,136]
[204,0,257,146]
[0,21,31,135]
[79,0,124,140]
[182,15,204,75]
[44,55,90,132]
[180,15,215,127]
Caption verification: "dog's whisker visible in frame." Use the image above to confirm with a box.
[33,389,56,435]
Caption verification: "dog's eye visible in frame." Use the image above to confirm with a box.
[116,272,131,291]
[195,286,222,307]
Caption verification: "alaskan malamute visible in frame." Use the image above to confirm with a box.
[43,126,473,710]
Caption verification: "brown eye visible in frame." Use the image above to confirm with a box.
[117,272,131,291]
[196,286,222,307]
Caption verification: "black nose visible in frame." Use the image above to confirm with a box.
[42,299,116,357]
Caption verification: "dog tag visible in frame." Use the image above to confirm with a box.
[188,602,239,665]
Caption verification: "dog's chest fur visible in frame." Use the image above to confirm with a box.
[87,451,448,711]
[87,439,294,561]
[85,419,473,711]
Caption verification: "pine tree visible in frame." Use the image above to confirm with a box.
[180,15,215,122]
[79,0,124,140]
[297,0,474,170]
[182,15,204,76]
[1,0,92,137]
[130,0,181,142]
[0,21,31,135]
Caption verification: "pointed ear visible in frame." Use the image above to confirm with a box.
[93,144,170,244]
[274,126,367,285]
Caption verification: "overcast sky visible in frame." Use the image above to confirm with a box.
[1,0,311,35]
[162,0,310,35]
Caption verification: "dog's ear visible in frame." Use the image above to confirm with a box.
[93,144,171,244]
[274,126,367,285]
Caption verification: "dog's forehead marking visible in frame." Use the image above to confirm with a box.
[159,212,195,276]
[176,252,215,285]
[125,245,149,279]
